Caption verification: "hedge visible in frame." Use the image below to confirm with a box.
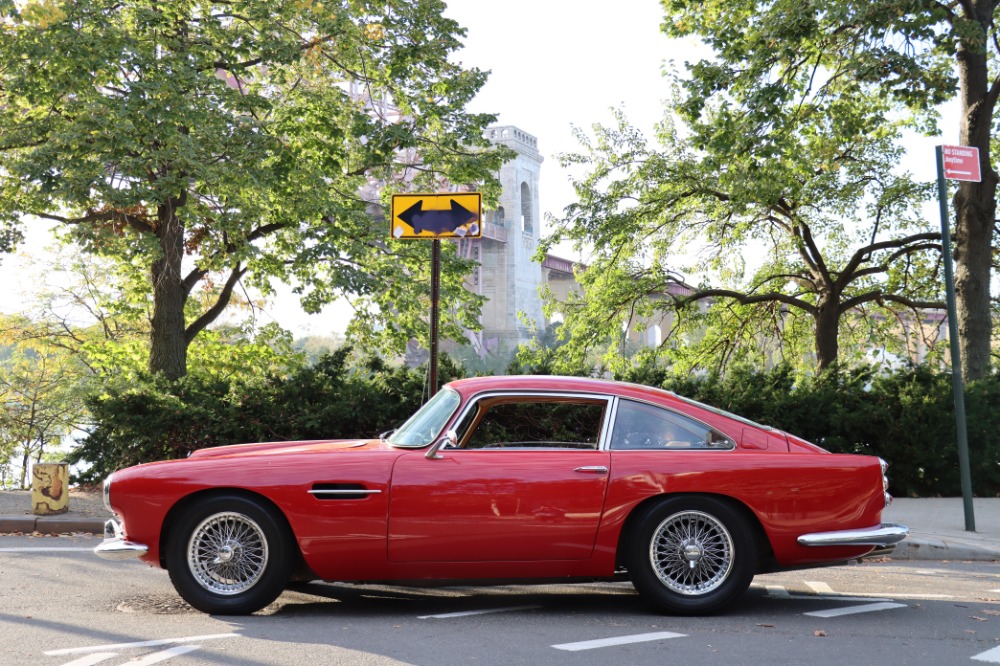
[70,353,999,497]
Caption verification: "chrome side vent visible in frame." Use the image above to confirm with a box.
[308,483,381,500]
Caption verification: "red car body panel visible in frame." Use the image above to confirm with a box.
[104,375,892,585]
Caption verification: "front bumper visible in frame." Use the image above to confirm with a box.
[93,519,149,561]
[797,522,909,548]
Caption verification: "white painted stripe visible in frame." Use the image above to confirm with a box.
[45,634,239,656]
[805,581,835,594]
[552,631,686,652]
[973,645,1000,663]
[59,654,117,666]
[766,585,791,598]
[805,602,907,618]
[0,547,94,552]
[991,589,1000,593]
[766,592,892,602]
[418,605,540,619]
[126,646,201,665]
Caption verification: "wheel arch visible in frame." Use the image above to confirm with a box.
[158,488,301,571]
[615,492,774,571]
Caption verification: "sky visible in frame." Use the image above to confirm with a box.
[0,1,961,336]
[0,0,692,335]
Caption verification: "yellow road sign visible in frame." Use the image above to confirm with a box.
[390,192,482,239]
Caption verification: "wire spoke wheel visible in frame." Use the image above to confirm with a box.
[628,497,756,614]
[187,511,269,596]
[650,510,734,595]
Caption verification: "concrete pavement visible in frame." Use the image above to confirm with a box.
[0,490,997,562]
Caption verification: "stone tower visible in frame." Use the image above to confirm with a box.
[460,126,545,358]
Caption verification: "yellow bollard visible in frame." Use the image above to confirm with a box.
[31,462,69,516]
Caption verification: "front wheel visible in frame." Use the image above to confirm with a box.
[166,494,293,615]
[627,496,757,615]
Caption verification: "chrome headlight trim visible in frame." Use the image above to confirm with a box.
[102,473,114,514]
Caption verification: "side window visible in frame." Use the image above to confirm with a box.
[611,400,734,450]
[457,398,606,450]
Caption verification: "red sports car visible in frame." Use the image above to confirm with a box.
[95,375,906,615]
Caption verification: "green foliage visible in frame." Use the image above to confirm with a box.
[0,344,88,487]
[616,359,1000,497]
[69,348,466,483]
[661,0,996,379]
[0,0,510,377]
[541,80,942,374]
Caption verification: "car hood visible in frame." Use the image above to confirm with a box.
[187,438,386,459]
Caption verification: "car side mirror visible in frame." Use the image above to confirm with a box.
[425,430,458,459]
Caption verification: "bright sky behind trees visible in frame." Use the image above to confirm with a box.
[0,0,959,335]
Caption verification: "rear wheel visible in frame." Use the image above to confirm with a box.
[627,496,756,614]
[167,494,292,615]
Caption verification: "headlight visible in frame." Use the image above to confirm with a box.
[878,458,892,507]
[103,473,115,514]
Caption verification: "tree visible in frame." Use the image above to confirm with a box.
[0,0,509,379]
[662,0,997,379]
[541,93,944,373]
[0,346,86,488]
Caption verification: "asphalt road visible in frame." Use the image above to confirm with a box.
[1,534,999,666]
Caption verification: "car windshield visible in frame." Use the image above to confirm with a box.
[387,388,461,448]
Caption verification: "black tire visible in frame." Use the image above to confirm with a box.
[166,494,293,615]
[626,496,757,615]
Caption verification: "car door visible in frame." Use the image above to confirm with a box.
[387,393,612,563]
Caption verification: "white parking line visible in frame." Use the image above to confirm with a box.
[764,585,891,602]
[418,605,540,619]
[805,581,835,594]
[552,631,686,652]
[0,547,94,552]
[124,646,201,665]
[59,654,117,666]
[44,634,239,656]
[973,645,1000,663]
[804,602,907,618]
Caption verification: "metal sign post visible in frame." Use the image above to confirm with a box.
[429,239,441,397]
[390,193,482,398]
[935,145,976,532]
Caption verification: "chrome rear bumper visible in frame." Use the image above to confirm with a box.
[798,522,909,548]
[94,519,149,560]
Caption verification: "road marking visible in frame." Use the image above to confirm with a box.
[125,646,201,665]
[60,655,117,666]
[805,602,907,618]
[973,645,1000,663]
[764,586,891,602]
[805,581,835,594]
[552,631,686,652]
[418,605,540,619]
[0,547,94,552]
[45,634,239,656]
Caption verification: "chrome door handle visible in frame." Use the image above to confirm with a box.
[574,466,609,474]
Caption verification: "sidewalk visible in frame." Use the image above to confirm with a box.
[0,490,997,562]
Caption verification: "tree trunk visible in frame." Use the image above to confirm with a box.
[953,2,997,381]
[148,197,189,380]
[814,300,840,372]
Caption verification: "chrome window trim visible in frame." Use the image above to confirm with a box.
[445,390,616,452]
[608,396,737,452]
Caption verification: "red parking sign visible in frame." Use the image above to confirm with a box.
[941,145,981,182]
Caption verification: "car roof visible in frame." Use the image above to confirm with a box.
[445,375,678,404]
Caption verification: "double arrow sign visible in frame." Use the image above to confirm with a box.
[390,193,482,239]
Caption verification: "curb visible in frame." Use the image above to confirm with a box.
[0,515,106,535]
[888,537,1000,562]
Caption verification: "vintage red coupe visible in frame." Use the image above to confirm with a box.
[95,375,906,615]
